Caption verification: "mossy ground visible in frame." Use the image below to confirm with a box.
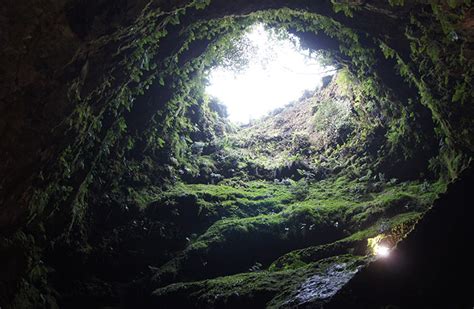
[145,173,445,307]
[48,77,447,308]
[151,254,366,309]
[137,80,446,301]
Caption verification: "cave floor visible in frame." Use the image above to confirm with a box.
[124,176,445,308]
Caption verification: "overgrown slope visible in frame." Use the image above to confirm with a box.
[1,0,473,308]
[54,76,446,308]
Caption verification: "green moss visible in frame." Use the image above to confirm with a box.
[152,254,365,308]
[128,186,163,210]
[155,180,294,219]
[151,206,331,285]
[270,211,423,271]
[269,241,354,271]
[150,176,444,287]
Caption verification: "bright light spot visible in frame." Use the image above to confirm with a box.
[206,24,335,124]
[368,234,392,258]
[374,244,391,258]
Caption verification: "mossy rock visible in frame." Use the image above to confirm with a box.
[151,205,346,288]
[270,211,424,271]
[151,255,366,309]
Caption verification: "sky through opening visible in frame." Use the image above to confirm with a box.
[206,24,335,124]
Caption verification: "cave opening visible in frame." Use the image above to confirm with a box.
[1,1,473,309]
[205,22,336,124]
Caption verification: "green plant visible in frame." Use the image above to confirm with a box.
[289,180,310,201]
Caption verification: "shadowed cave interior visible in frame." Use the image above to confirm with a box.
[0,0,474,308]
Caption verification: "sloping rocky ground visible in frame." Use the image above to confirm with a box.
[1,1,473,308]
[118,78,446,308]
[1,72,449,309]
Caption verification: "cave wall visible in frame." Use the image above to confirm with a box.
[327,165,474,308]
[1,0,472,233]
[0,0,473,307]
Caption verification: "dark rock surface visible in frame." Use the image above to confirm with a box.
[327,167,474,308]
[284,262,360,308]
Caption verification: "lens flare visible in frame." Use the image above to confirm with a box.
[374,244,390,258]
[367,234,392,258]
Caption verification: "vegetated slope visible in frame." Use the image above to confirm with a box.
[1,1,472,308]
[137,75,447,308]
[214,70,437,185]
[1,73,446,309]
[11,72,445,309]
[228,74,354,172]
[148,177,443,308]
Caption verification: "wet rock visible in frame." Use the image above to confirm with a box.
[282,263,360,308]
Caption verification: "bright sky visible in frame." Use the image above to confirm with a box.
[206,24,335,124]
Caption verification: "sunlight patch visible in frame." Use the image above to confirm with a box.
[206,24,335,124]
[368,234,392,259]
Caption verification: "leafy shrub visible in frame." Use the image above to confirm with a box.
[313,98,354,146]
[289,179,310,201]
